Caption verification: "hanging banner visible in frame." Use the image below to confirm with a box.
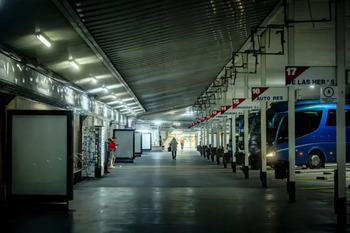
[232,98,260,110]
[251,87,288,102]
[285,66,336,86]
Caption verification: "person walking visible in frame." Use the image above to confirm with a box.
[169,137,178,160]
[180,137,185,150]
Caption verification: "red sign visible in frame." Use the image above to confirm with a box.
[285,66,309,85]
[211,110,220,118]
[221,105,231,114]
[251,87,269,101]
[232,98,246,109]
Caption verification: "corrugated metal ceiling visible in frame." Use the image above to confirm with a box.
[69,0,280,113]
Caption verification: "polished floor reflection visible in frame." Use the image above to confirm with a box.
[2,149,348,233]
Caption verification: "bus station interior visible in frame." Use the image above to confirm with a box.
[0,0,350,232]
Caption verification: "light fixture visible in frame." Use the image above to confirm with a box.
[91,76,98,84]
[310,85,315,88]
[36,33,51,47]
[101,85,108,93]
[69,59,79,70]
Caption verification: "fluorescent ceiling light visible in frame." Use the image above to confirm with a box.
[91,77,98,84]
[126,102,137,106]
[121,98,134,102]
[154,121,162,125]
[106,84,123,89]
[107,99,123,105]
[69,59,79,70]
[36,33,51,47]
[102,85,109,93]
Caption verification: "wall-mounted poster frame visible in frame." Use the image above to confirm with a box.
[142,133,152,151]
[134,132,142,156]
[113,129,135,162]
[6,110,73,207]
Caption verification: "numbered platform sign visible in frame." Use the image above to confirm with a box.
[251,87,288,102]
[221,105,244,116]
[285,66,336,86]
[232,98,260,110]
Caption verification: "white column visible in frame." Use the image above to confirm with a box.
[260,32,267,187]
[336,0,346,226]
[231,117,236,160]
[287,0,296,201]
[243,54,249,178]
[216,122,220,148]
[206,124,210,146]
[223,119,227,151]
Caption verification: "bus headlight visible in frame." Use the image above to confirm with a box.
[266,151,276,158]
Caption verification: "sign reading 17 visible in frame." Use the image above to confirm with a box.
[286,67,297,76]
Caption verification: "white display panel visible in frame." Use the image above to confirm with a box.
[142,133,151,150]
[114,130,134,159]
[12,115,67,195]
[135,132,142,154]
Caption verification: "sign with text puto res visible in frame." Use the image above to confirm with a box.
[285,66,336,86]
[232,98,260,110]
[251,87,288,102]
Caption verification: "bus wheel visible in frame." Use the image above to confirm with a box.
[308,152,323,169]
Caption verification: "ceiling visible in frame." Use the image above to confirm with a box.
[0,0,348,126]
[0,0,280,123]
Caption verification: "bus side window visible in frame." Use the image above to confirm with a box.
[295,111,322,137]
[326,109,350,126]
[277,116,288,143]
[326,109,336,126]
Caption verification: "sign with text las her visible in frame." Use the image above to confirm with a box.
[285,66,336,86]
[251,87,288,102]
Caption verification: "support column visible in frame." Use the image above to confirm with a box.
[216,122,220,162]
[287,0,296,201]
[206,124,210,147]
[211,122,214,147]
[260,33,267,188]
[223,119,227,151]
[335,0,346,228]
[231,116,237,173]
[243,54,249,179]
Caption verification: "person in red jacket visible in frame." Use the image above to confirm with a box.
[108,137,117,168]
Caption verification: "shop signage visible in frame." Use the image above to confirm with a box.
[251,87,288,102]
[285,66,336,86]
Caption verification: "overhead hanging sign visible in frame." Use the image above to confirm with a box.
[221,105,244,116]
[320,86,338,103]
[251,87,288,102]
[232,98,260,110]
[211,110,220,118]
[285,66,336,86]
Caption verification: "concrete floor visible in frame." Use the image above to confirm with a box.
[2,149,350,233]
